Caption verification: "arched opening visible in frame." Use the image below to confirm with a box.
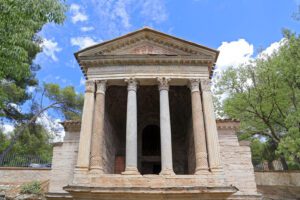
[141,124,161,174]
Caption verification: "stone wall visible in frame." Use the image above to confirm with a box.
[255,171,300,200]
[217,121,259,197]
[0,167,50,184]
[255,171,300,186]
[48,129,80,193]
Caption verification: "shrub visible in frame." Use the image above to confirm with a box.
[20,181,42,195]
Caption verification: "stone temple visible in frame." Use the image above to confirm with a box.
[46,28,261,200]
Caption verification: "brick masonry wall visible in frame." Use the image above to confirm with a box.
[218,128,259,196]
[255,171,300,186]
[0,168,50,184]
[48,131,80,193]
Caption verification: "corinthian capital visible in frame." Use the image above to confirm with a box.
[125,78,138,91]
[85,80,95,93]
[189,79,200,93]
[200,79,211,92]
[157,77,171,91]
[96,80,107,94]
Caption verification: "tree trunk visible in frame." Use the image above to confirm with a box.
[280,156,289,170]
[0,102,60,165]
[267,161,274,170]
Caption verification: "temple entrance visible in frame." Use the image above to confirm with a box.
[140,125,161,174]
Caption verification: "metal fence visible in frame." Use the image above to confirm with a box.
[0,154,52,168]
[254,160,284,171]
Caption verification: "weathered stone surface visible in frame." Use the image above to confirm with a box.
[46,28,263,199]
[48,130,79,193]
[0,169,50,184]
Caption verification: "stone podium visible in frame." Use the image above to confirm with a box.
[46,28,261,200]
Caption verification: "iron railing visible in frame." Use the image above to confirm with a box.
[0,154,52,168]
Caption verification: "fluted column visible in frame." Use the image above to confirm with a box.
[76,80,95,169]
[189,79,209,174]
[90,80,107,173]
[122,78,140,175]
[201,79,222,171]
[158,77,175,175]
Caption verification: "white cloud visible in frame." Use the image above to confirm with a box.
[36,113,65,142]
[113,0,131,28]
[91,0,168,36]
[216,39,254,72]
[80,77,86,86]
[258,38,286,59]
[70,37,98,49]
[2,124,14,134]
[8,103,21,112]
[140,0,168,23]
[41,38,62,61]
[80,26,95,32]
[70,3,88,23]
[27,86,36,93]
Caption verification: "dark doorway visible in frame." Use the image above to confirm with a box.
[141,125,161,174]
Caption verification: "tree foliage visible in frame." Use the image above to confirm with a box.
[0,0,66,120]
[214,30,300,169]
[0,83,83,164]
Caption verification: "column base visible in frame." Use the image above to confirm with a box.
[89,167,104,175]
[194,168,209,175]
[210,166,223,172]
[122,167,140,175]
[159,169,175,176]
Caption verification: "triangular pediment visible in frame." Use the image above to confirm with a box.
[111,40,186,55]
[75,28,219,61]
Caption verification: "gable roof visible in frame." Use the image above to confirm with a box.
[75,27,219,62]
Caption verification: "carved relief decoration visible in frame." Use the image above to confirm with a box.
[78,31,216,59]
[189,79,200,92]
[125,78,138,91]
[96,80,107,94]
[157,77,171,91]
[85,80,95,93]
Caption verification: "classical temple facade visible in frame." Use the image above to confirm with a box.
[46,28,261,200]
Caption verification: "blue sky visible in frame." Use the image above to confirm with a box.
[3,0,300,135]
[35,0,300,94]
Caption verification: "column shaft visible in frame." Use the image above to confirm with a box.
[90,81,106,173]
[201,79,222,171]
[189,79,209,173]
[122,79,139,175]
[158,77,174,175]
[76,80,95,169]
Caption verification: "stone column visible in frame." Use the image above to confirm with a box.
[122,78,140,175]
[189,79,209,174]
[90,80,107,173]
[201,79,222,171]
[76,80,95,169]
[158,77,175,175]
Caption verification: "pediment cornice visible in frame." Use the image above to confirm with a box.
[75,28,219,79]
[78,32,214,58]
[76,28,219,59]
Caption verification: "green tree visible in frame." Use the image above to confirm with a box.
[0,124,53,166]
[0,83,83,164]
[0,0,66,120]
[213,30,300,169]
